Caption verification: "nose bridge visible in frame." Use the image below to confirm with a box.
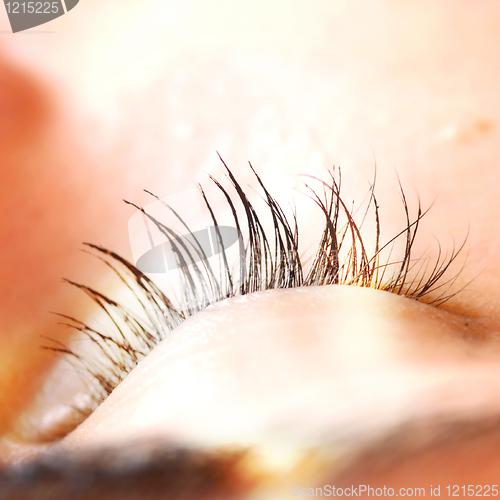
[0,56,52,154]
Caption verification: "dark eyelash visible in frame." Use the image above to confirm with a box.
[41,159,465,441]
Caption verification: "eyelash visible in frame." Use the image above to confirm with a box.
[42,158,465,440]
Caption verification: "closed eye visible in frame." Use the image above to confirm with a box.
[31,157,466,442]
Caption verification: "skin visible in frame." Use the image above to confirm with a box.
[61,286,500,449]
[2,0,500,495]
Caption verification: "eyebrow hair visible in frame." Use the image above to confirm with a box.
[0,441,254,500]
[333,413,500,483]
[3,414,500,499]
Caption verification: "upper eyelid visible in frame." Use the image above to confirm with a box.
[32,163,466,442]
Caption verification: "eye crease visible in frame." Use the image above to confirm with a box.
[18,158,465,445]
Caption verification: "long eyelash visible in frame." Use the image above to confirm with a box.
[42,160,465,439]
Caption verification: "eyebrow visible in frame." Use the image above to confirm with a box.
[0,440,254,500]
[333,413,500,482]
[3,415,500,499]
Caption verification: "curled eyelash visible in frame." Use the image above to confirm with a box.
[42,160,465,440]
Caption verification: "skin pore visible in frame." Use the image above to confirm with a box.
[2,0,500,497]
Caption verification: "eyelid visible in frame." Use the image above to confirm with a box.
[14,165,468,443]
[61,285,500,451]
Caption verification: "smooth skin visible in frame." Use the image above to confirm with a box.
[1,0,500,494]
